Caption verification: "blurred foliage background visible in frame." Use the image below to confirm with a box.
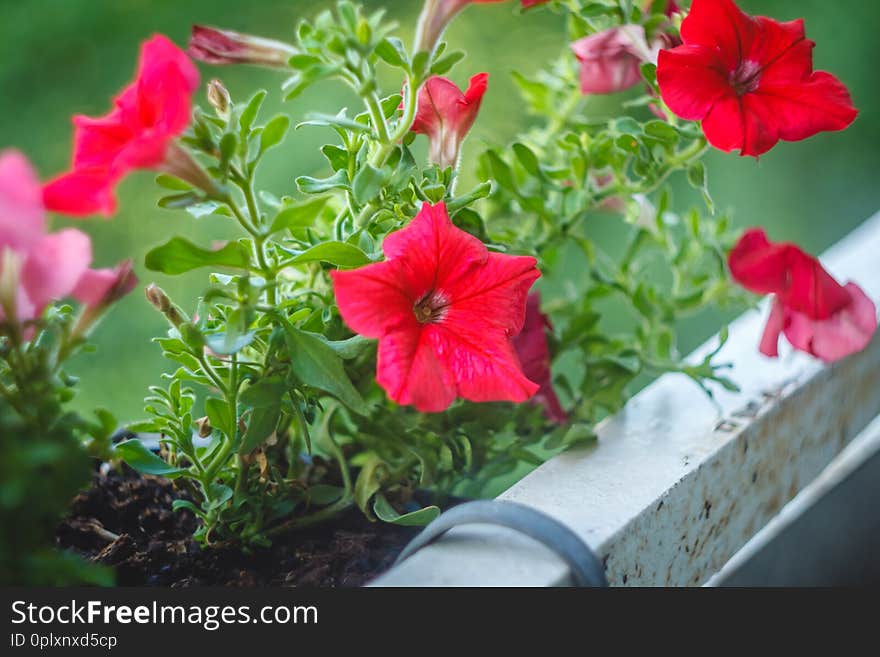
[0,0,877,421]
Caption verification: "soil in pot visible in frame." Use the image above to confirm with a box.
[56,466,423,587]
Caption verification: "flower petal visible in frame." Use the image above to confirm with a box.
[657,45,730,121]
[728,227,790,295]
[429,323,538,404]
[443,252,540,338]
[750,72,858,144]
[680,0,756,71]
[573,26,648,95]
[330,260,415,338]
[513,293,568,423]
[758,297,786,358]
[382,202,487,300]
[19,229,92,318]
[42,168,118,217]
[376,323,457,412]
[784,282,877,362]
[0,150,46,251]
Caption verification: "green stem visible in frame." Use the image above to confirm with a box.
[364,90,391,144]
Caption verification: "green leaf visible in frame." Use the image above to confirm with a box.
[483,150,516,191]
[144,238,249,275]
[430,50,465,76]
[269,196,330,234]
[239,377,287,409]
[687,161,707,189]
[284,326,367,414]
[512,142,543,178]
[296,170,350,194]
[319,334,372,359]
[239,90,267,136]
[352,163,388,204]
[205,397,235,438]
[321,144,349,171]
[155,174,192,191]
[239,404,281,454]
[205,483,234,511]
[157,192,202,209]
[373,494,440,527]
[308,484,345,505]
[446,181,492,213]
[282,241,371,268]
[644,120,678,143]
[375,37,408,67]
[172,499,208,520]
[259,115,291,153]
[353,454,387,516]
[114,439,186,478]
[298,112,369,133]
[204,330,256,356]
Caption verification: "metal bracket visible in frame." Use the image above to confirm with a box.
[394,500,608,587]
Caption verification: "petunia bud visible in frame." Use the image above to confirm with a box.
[207,78,232,119]
[410,73,488,169]
[160,141,220,198]
[189,25,296,68]
[571,25,656,95]
[145,283,185,328]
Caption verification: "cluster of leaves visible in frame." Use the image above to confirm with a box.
[477,1,747,424]
[122,0,746,546]
[0,308,115,585]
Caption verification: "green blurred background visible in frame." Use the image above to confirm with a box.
[0,0,877,420]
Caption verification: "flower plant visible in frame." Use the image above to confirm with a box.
[0,151,135,584]
[5,0,874,556]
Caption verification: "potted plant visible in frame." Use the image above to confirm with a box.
[2,0,873,587]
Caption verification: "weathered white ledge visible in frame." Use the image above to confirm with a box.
[373,211,880,586]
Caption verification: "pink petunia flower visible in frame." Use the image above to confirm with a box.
[410,74,489,168]
[656,0,857,157]
[728,228,876,362]
[43,35,200,217]
[331,202,540,412]
[512,293,568,424]
[0,150,135,326]
[571,25,656,95]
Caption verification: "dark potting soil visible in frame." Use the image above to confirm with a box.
[55,467,420,587]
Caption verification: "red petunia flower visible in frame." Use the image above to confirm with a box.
[43,35,200,217]
[656,0,857,157]
[410,74,488,169]
[728,228,876,362]
[331,202,540,412]
[512,293,568,424]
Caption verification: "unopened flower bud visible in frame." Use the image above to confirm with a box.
[145,283,185,327]
[207,79,231,119]
[189,25,297,68]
